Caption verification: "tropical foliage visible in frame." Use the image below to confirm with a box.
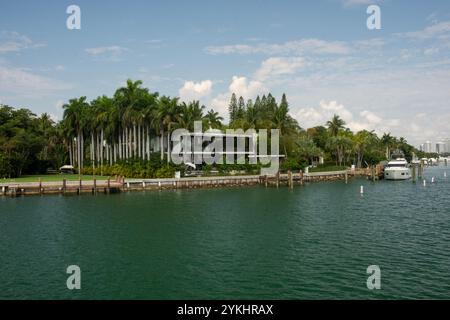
[1,79,428,178]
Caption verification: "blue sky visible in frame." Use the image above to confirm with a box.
[1,0,450,146]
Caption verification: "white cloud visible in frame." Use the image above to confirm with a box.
[255,57,306,81]
[0,65,71,97]
[205,38,351,56]
[228,76,266,99]
[398,21,450,40]
[179,80,213,102]
[341,0,383,7]
[295,101,399,135]
[0,31,45,53]
[85,46,129,61]
[210,76,267,120]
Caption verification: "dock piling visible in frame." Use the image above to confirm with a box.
[39,178,43,195]
[288,171,293,189]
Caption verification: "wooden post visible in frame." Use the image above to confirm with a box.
[300,170,304,186]
[419,161,423,179]
[445,159,448,167]
[39,178,42,195]
[265,175,268,188]
[345,171,348,184]
[93,178,97,194]
[289,171,293,189]
[276,172,280,188]
[62,179,66,194]
[1,186,6,195]
[107,178,111,194]
[412,165,416,183]
[78,178,82,194]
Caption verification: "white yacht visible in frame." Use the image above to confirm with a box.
[384,158,411,180]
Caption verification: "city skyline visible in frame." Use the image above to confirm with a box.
[1,0,450,146]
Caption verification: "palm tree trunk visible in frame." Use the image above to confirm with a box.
[160,128,164,160]
[91,133,95,170]
[125,128,128,159]
[77,132,81,174]
[129,127,132,158]
[147,126,150,160]
[138,124,141,159]
[133,124,137,157]
[81,133,84,170]
[118,134,122,160]
[167,130,171,163]
[69,141,73,166]
[101,129,104,165]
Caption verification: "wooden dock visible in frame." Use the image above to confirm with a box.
[0,178,122,197]
[1,170,361,197]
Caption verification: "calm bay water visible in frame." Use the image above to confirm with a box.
[1,167,449,299]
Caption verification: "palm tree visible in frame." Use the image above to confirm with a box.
[178,101,205,131]
[271,99,300,157]
[157,96,181,163]
[114,79,147,159]
[62,97,89,174]
[381,133,396,159]
[205,109,223,129]
[326,114,346,137]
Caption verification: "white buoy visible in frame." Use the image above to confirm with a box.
[360,185,364,195]
[444,172,447,178]
[423,180,426,187]
[431,177,435,183]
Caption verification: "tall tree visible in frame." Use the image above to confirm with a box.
[326,114,346,137]
[228,93,238,124]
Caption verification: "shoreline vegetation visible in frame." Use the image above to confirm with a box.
[0,79,437,182]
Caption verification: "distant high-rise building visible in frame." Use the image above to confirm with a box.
[436,142,445,154]
[444,139,450,154]
[424,141,433,153]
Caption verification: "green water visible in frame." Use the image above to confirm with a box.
[1,167,449,299]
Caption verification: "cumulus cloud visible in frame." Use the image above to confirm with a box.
[228,76,266,98]
[179,80,213,102]
[210,76,267,120]
[294,100,400,135]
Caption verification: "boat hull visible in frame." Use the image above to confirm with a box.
[384,168,411,180]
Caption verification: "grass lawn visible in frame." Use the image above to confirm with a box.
[2,174,110,183]
[309,165,348,173]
